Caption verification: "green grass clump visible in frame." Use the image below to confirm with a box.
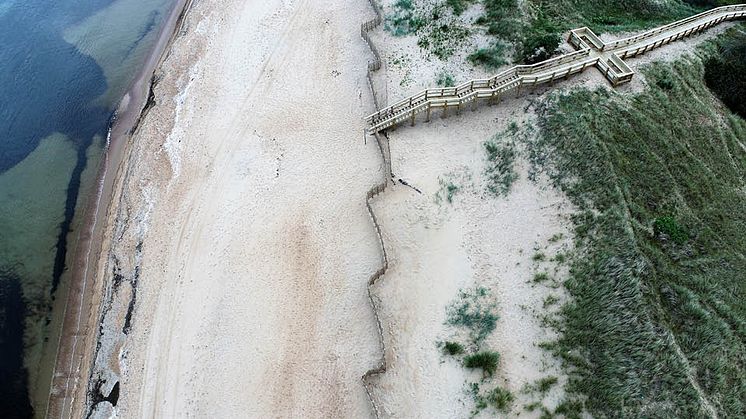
[385,0,424,36]
[446,0,477,15]
[484,134,518,196]
[536,376,558,392]
[548,233,564,242]
[533,272,550,283]
[436,179,460,203]
[525,34,746,417]
[435,70,455,87]
[543,294,560,308]
[468,42,509,69]
[653,215,689,244]
[484,386,514,411]
[471,383,515,414]
[532,251,546,262]
[442,340,465,355]
[417,19,472,59]
[446,286,498,344]
[464,351,500,376]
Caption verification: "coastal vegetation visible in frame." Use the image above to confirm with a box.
[442,340,466,355]
[521,27,746,417]
[446,286,498,345]
[483,127,518,196]
[463,351,500,376]
[468,0,741,64]
[440,286,515,415]
[435,70,456,87]
[387,0,743,69]
[703,27,746,118]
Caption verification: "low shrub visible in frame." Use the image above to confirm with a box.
[385,0,424,36]
[515,19,561,64]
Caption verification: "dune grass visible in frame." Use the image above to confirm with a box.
[468,0,736,65]
[442,340,466,355]
[446,286,499,345]
[525,30,746,416]
[464,351,501,376]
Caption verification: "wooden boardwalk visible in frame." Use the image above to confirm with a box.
[365,5,746,134]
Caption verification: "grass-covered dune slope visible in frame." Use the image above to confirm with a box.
[526,27,746,417]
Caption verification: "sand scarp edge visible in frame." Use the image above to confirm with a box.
[359,1,394,418]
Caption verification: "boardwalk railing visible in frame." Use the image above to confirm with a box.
[365,4,746,134]
[605,5,746,51]
[366,49,597,132]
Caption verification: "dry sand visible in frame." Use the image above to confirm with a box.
[82,0,386,416]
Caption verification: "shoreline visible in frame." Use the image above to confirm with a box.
[44,0,192,417]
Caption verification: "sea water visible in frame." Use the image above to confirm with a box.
[0,0,175,416]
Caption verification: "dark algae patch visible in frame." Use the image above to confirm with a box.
[526,29,746,416]
[0,271,34,418]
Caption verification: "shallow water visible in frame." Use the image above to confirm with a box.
[0,0,173,416]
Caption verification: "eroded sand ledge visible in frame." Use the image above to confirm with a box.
[81,0,387,416]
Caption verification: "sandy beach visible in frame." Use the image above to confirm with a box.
[45,0,745,416]
[63,0,387,416]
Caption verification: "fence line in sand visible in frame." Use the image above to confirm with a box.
[359,0,393,417]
